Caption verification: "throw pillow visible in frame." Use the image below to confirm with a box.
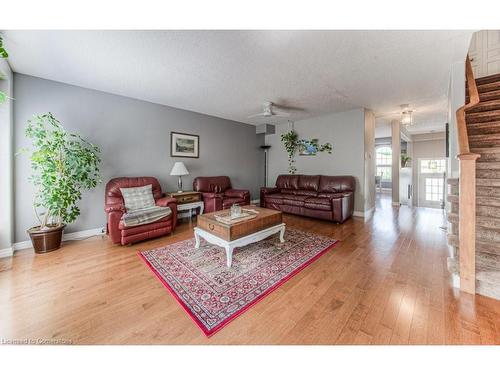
[120,184,156,212]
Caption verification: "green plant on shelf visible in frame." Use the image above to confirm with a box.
[401,153,412,168]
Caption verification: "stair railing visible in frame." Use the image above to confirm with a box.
[455,55,480,294]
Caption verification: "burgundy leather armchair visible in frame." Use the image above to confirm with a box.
[104,177,177,245]
[260,174,355,223]
[193,176,250,213]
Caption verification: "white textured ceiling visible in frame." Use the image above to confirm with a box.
[4,30,473,132]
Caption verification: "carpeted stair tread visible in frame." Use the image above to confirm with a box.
[476,204,500,219]
[477,195,500,207]
[476,280,500,300]
[467,121,500,135]
[477,240,500,256]
[476,178,500,187]
[468,133,500,147]
[449,233,500,256]
[467,89,500,103]
[476,266,500,288]
[477,252,500,270]
[476,161,500,170]
[476,185,500,198]
[449,211,500,230]
[473,147,500,161]
[476,81,500,93]
[447,233,459,248]
[466,109,500,124]
[477,169,500,179]
[477,227,500,243]
[466,98,500,113]
[473,72,500,86]
[447,194,458,204]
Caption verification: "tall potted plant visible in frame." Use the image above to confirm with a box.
[20,113,101,253]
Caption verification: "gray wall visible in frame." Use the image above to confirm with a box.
[265,109,366,213]
[14,74,261,241]
[411,132,446,206]
[0,60,14,249]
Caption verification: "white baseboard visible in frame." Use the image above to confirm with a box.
[10,227,105,254]
[353,206,375,219]
[364,207,375,218]
[0,247,13,258]
[250,199,260,205]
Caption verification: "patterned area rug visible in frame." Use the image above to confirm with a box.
[138,228,338,336]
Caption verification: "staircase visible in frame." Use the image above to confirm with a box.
[448,72,500,299]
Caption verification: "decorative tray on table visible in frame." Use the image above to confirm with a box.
[213,208,259,225]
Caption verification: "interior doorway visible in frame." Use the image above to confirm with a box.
[418,158,446,208]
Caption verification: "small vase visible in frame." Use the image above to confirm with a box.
[230,204,242,219]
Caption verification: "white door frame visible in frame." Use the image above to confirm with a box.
[417,158,446,208]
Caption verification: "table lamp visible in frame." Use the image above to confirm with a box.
[170,162,189,192]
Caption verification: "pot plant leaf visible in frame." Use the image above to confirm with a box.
[20,113,101,229]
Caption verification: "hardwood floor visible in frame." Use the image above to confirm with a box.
[1,195,499,344]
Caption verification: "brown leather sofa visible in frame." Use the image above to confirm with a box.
[193,176,250,213]
[260,174,355,223]
[104,177,177,245]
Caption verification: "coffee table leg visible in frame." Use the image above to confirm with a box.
[194,231,200,249]
[225,245,233,268]
[279,226,285,243]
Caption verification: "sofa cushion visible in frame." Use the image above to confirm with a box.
[119,214,171,232]
[120,184,156,212]
[193,176,231,193]
[276,174,299,190]
[304,196,332,211]
[280,188,297,195]
[265,194,284,205]
[294,189,318,197]
[283,194,308,207]
[298,175,320,191]
[281,194,308,202]
[317,192,344,199]
[319,175,355,193]
[121,206,172,227]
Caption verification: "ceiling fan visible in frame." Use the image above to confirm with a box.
[247,101,291,119]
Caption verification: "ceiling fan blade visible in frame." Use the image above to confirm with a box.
[247,112,267,118]
[272,110,290,117]
[273,104,305,112]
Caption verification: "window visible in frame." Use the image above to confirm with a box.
[425,178,444,202]
[420,159,446,174]
[376,146,392,181]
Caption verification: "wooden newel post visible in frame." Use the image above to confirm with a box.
[458,152,480,294]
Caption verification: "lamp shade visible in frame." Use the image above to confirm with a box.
[170,162,189,176]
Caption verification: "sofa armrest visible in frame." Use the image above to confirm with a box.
[156,197,177,230]
[201,192,223,212]
[260,187,280,195]
[104,204,125,213]
[331,192,354,223]
[155,197,177,207]
[260,187,280,207]
[225,189,249,199]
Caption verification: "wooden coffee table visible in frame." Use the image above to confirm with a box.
[194,206,285,267]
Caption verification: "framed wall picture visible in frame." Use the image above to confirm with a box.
[170,132,199,158]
